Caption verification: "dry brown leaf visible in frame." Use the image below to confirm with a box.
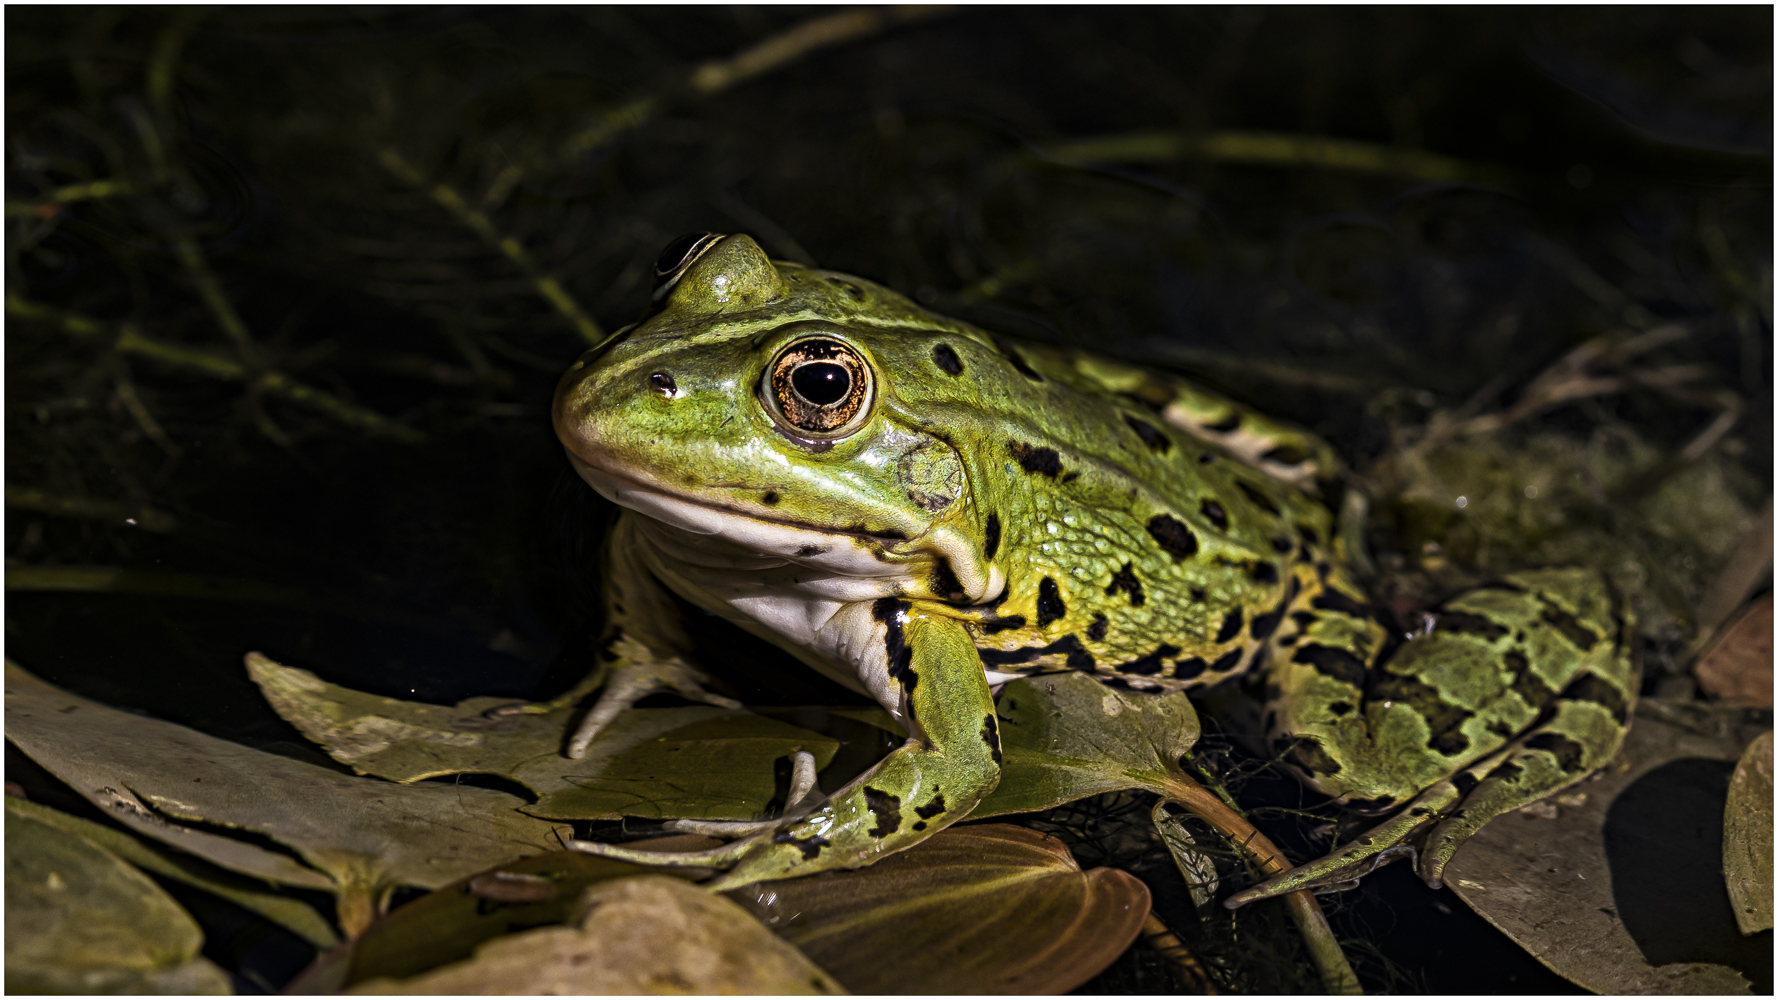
[1695,595,1774,709]
[347,875,845,995]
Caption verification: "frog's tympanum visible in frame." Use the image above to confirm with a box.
[551,233,1635,899]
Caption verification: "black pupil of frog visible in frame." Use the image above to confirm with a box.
[792,362,850,406]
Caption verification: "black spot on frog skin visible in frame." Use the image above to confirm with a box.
[1036,577,1066,626]
[1452,771,1481,796]
[761,491,781,505]
[1525,732,1589,773]
[1216,609,1244,643]
[981,713,1003,765]
[1086,613,1109,641]
[932,343,964,375]
[1310,589,1368,619]
[1369,671,1475,756]
[1341,794,1396,813]
[1009,441,1063,477]
[1328,701,1354,716]
[873,597,916,688]
[1262,443,1312,465]
[1200,499,1229,531]
[1282,735,1342,777]
[1124,415,1172,453]
[1434,611,1510,641]
[916,795,947,820]
[863,786,903,838]
[1189,587,1207,602]
[1486,719,1515,738]
[1249,562,1279,585]
[1116,643,1181,676]
[774,830,831,860]
[994,338,1044,381]
[1236,481,1282,516]
[979,613,1027,635]
[1172,655,1209,680]
[1293,644,1367,687]
[1197,453,1214,464]
[1296,524,1321,547]
[1105,562,1146,607]
[1270,536,1294,554]
[1539,604,1600,651]
[930,559,963,601]
[980,634,1096,670]
[1202,411,1243,433]
[1504,650,1558,710]
[983,513,1001,560]
[1250,605,1286,641]
[1559,673,1630,725]
[795,544,828,557]
[1210,648,1242,673]
[1146,514,1199,560]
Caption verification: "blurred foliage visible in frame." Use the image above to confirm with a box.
[6,6,1771,994]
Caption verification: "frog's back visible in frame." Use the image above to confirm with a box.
[811,285,1342,693]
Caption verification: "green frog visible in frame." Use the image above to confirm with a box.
[549,232,1636,900]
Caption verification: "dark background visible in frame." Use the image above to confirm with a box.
[6,7,1771,993]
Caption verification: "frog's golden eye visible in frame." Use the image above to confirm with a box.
[767,338,873,437]
[652,232,726,302]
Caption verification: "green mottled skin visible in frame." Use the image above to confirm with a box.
[551,234,1638,898]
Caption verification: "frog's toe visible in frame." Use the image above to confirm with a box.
[664,751,824,837]
[564,658,742,758]
[1223,779,1459,909]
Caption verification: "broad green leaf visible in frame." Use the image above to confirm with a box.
[346,875,845,995]
[972,671,1201,818]
[1724,730,1773,935]
[249,652,841,821]
[5,796,338,950]
[6,804,231,995]
[1444,699,1768,994]
[727,822,1149,994]
[5,661,569,931]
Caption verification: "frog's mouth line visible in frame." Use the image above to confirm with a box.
[565,452,920,565]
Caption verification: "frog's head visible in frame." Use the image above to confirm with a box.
[554,233,1003,604]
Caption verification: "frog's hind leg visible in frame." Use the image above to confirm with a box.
[1226,566,1636,907]
[1067,354,1339,490]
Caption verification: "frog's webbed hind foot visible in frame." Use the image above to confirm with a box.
[1226,693,1633,908]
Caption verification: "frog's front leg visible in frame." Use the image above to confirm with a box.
[491,514,741,757]
[568,599,1001,890]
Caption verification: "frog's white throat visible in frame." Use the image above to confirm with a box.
[570,453,1012,714]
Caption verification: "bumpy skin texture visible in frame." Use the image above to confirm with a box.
[552,234,1637,895]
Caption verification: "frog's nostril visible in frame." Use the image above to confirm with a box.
[648,372,677,396]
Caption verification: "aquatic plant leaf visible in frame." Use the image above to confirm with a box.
[5,662,569,923]
[728,822,1149,994]
[249,652,840,821]
[5,795,339,950]
[1443,699,1768,994]
[5,803,231,995]
[1723,730,1773,935]
[346,875,845,995]
[972,670,1201,818]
